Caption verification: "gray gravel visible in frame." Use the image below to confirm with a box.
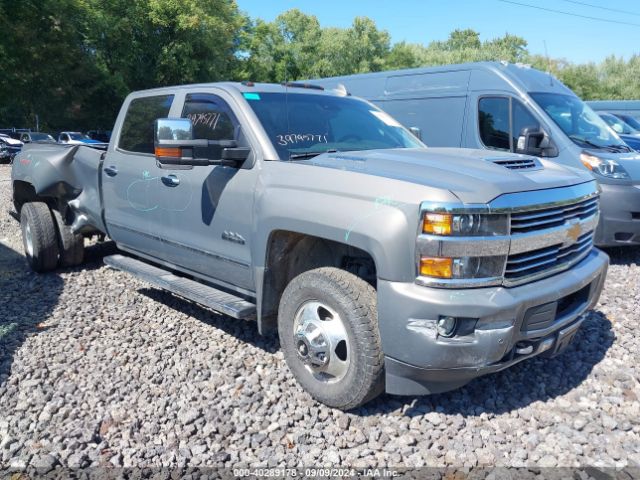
[1,163,639,469]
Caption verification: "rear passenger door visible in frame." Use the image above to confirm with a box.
[102,93,178,260]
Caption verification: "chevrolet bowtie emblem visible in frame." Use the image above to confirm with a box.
[566,222,581,244]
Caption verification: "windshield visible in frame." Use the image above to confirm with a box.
[244,92,423,159]
[530,93,628,150]
[599,113,638,135]
[68,133,90,140]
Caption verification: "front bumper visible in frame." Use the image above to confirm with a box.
[595,183,640,246]
[378,249,609,396]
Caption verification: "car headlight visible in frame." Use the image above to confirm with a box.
[580,152,629,179]
[422,212,509,236]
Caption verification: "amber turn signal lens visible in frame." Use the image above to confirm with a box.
[419,257,453,278]
[423,213,452,235]
[155,147,182,158]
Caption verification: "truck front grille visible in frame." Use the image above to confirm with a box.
[510,196,598,234]
[505,232,593,281]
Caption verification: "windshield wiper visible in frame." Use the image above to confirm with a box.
[569,135,619,152]
[605,144,632,153]
[289,149,337,160]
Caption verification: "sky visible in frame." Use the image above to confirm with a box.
[235,0,640,64]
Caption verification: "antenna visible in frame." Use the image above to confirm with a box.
[543,40,554,86]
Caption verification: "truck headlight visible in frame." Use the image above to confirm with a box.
[580,152,629,179]
[422,213,508,236]
[420,255,505,279]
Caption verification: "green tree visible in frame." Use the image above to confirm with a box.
[0,0,101,130]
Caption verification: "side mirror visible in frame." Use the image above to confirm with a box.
[409,126,422,140]
[154,118,249,168]
[516,127,557,157]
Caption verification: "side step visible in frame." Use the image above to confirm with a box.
[104,254,256,320]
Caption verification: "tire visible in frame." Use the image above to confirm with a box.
[52,209,84,267]
[20,202,60,273]
[278,267,384,410]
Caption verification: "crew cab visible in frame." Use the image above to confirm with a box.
[11,82,609,409]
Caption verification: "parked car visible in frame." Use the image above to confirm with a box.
[58,131,108,150]
[11,82,608,409]
[312,62,640,247]
[86,130,112,143]
[587,100,640,121]
[0,133,23,163]
[597,112,640,151]
[20,132,57,144]
[611,113,640,131]
[0,128,31,139]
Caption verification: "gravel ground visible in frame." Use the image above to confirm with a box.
[1,163,639,471]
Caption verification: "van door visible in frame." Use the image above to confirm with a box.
[470,95,542,153]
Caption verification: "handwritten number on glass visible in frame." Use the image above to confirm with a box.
[276,134,328,146]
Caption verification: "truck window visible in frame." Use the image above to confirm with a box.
[479,97,510,150]
[182,93,238,141]
[479,97,540,152]
[181,93,240,160]
[119,95,174,154]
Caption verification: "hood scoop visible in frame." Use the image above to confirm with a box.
[485,156,543,171]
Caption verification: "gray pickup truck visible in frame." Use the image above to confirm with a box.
[11,82,609,409]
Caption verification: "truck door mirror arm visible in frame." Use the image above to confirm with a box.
[154,118,250,168]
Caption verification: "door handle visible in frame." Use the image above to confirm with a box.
[161,174,180,187]
[104,165,118,177]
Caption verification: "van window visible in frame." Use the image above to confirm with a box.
[479,97,510,150]
[479,97,540,152]
[512,101,540,147]
[119,95,174,154]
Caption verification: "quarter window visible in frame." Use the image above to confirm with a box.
[119,95,174,154]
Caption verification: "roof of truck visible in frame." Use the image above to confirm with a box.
[130,81,344,97]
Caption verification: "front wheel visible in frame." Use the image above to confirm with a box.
[278,267,384,410]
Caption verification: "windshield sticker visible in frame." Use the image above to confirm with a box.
[277,134,328,146]
[370,110,402,127]
[243,92,261,101]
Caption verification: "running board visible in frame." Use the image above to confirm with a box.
[104,254,256,320]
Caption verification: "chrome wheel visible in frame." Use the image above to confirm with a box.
[24,222,34,257]
[293,301,350,383]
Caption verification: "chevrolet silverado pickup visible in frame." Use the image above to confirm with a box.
[11,82,609,409]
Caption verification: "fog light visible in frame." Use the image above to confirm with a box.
[437,316,457,337]
[420,257,453,278]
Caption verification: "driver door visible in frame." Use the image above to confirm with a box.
[157,90,259,292]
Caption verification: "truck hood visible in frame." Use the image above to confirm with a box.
[299,148,594,204]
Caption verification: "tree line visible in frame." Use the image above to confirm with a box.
[1,0,638,131]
